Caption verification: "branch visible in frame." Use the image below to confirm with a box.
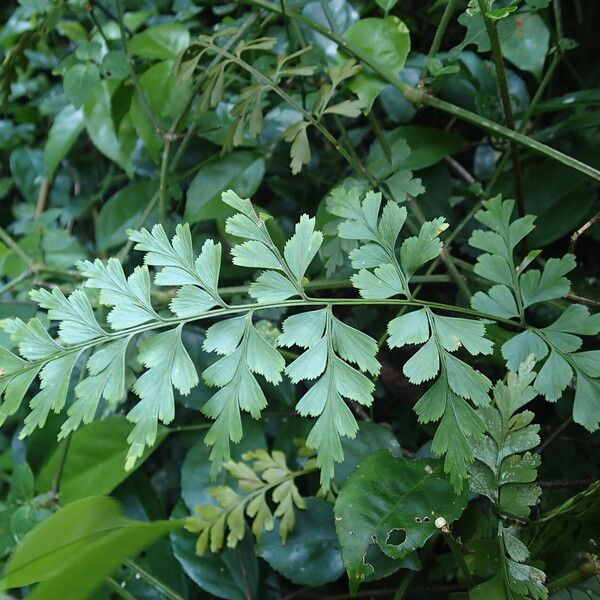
[159,12,264,224]
[241,0,600,184]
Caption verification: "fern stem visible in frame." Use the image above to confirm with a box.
[3,296,526,384]
[475,0,525,217]
[242,0,600,184]
[444,531,475,588]
[547,560,600,593]
[426,0,458,64]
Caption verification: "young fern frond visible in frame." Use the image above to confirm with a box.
[186,449,315,554]
[469,357,547,600]
[469,196,600,431]
[328,187,494,490]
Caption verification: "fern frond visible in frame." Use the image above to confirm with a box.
[201,312,286,473]
[469,357,548,600]
[469,196,600,431]
[329,187,492,490]
[278,306,379,489]
[186,448,315,554]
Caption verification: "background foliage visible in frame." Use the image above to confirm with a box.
[0,0,599,598]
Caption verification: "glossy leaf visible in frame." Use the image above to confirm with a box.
[335,451,467,594]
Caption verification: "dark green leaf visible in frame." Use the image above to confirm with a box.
[334,451,467,594]
[257,497,344,587]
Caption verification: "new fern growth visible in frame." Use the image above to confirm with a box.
[186,449,315,554]
[1,189,600,496]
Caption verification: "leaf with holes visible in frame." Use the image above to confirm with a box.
[334,451,467,594]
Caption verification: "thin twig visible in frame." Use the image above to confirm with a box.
[444,530,475,588]
[207,45,470,298]
[105,578,137,600]
[393,570,417,600]
[159,12,263,224]
[444,156,476,184]
[444,52,561,250]
[241,0,600,184]
[537,417,572,454]
[125,560,186,600]
[547,558,600,592]
[35,177,49,215]
[51,434,72,498]
[570,209,600,253]
[114,0,161,133]
[367,110,392,164]
[539,477,598,488]
[0,225,38,272]
[0,269,33,295]
[566,292,600,307]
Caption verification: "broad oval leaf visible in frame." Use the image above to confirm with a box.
[35,416,167,505]
[334,451,467,594]
[44,104,85,180]
[129,23,190,59]
[185,152,265,224]
[343,16,410,109]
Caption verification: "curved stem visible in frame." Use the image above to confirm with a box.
[444,531,475,588]
[124,560,186,600]
[204,43,469,296]
[0,225,38,272]
[158,12,263,224]
[3,296,526,382]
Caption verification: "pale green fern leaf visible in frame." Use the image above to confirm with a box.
[60,336,131,437]
[127,324,198,468]
[21,352,81,437]
[278,306,378,488]
[328,187,492,489]
[0,347,41,425]
[128,223,226,315]
[77,258,158,329]
[202,313,285,473]
[224,190,322,301]
[29,288,106,344]
[469,198,600,430]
